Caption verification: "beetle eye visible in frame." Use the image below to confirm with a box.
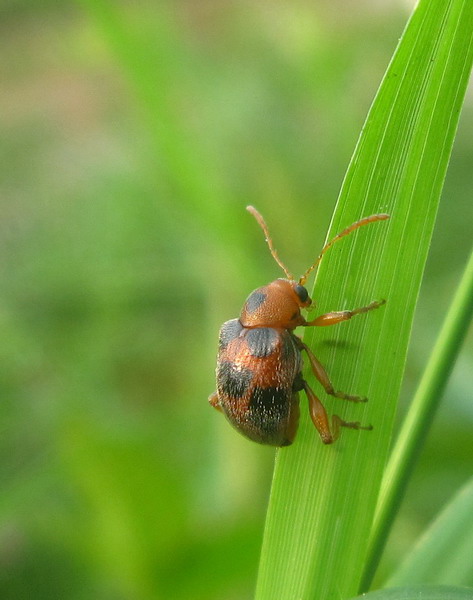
[294,284,309,303]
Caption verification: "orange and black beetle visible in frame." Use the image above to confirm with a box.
[209,206,389,447]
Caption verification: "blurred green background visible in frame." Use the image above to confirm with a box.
[1,1,472,598]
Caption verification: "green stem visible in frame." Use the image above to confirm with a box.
[360,247,473,592]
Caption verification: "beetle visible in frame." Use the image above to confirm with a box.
[209,206,389,446]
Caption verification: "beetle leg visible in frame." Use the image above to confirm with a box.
[303,381,372,444]
[303,381,333,444]
[208,392,223,412]
[330,415,373,442]
[304,299,385,327]
[296,338,367,403]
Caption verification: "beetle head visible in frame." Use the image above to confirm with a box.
[240,278,311,329]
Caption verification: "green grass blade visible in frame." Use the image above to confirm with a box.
[386,477,473,588]
[362,248,473,589]
[256,1,473,599]
[348,585,473,600]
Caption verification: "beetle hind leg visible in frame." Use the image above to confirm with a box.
[330,415,373,442]
[303,381,333,444]
[208,392,223,412]
[303,380,371,444]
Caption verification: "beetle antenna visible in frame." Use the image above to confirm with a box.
[299,213,390,285]
[247,206,294,280]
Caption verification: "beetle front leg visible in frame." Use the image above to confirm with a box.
[296,338,367,403]
[305,299,385,327]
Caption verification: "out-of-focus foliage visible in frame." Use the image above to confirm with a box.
[386,476,473,588]
[0,1,471,598]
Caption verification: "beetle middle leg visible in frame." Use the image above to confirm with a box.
[303,381,371,444]
[295,338,367,403]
